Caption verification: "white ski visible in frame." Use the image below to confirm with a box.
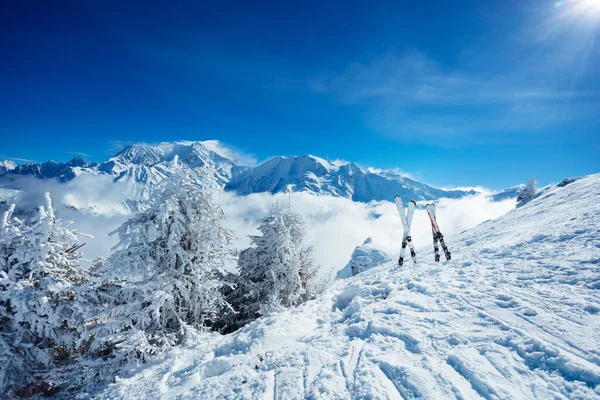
[394,195,417,266]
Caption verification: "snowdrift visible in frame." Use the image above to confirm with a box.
[96,174,600,399]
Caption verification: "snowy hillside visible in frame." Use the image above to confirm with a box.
[97,173,600,399]
[226,155,477,202]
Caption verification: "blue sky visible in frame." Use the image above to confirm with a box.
[0,0,598,189]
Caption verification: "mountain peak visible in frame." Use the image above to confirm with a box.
[226,153,479,202]
[0,160,17,173]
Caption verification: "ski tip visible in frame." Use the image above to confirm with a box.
[409,200,417,205]
[394,195,402,199]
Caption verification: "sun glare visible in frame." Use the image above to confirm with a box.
[555,0,600,19]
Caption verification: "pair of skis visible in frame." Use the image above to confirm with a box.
[394,196,451,266]
[425,204,451,262]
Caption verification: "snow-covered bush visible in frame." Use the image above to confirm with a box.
[517,177,537,206]
[227,202,321,331]
[86,160,235,364]
[0,193,90,394]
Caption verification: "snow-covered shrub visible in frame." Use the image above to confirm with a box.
[227,202,321,331]
[86,160,234,364]
[0,193,90,394]
[517,177,537,206]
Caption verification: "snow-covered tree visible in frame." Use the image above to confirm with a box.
[87,160,235,363]
[0,193,90,394]
[228,202,321,331]
[517,177,537,206]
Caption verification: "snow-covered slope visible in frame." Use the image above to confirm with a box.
[97,173,600,399]
[226,155,477,202]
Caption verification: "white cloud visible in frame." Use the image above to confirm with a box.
[104,139,259,167]
[68,151,91,158]
[2,175,515,279]
[220,191,515,279]
[0,174,131,262]
[106,140,136,155]
[199,140,258,166]
[439,185,492,195]
[0,156,36,163]
[310,48,599,142]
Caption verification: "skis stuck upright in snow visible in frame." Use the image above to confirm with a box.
[425,204,451,262]
[394,195,417,266]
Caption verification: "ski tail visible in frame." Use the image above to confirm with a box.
[426,203,452,262]
[395,196,407,266]
[438,233,451,261]
[398,236,407,266]
[406,201,417,265]
[426,204,440,262]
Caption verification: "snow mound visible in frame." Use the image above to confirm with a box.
[337,238,392,279]
[96,173,600,399]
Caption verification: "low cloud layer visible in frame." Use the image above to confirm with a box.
[221,191,515,279]
[0,175,131,262]
[2,176,515,278]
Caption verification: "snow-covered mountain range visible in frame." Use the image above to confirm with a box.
[0,141,504,208]
[227,154,477,202]
[0,157,98,182]
[97,173,600,399]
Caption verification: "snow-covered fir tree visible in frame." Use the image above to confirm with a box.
[0,193,90,394]
[228,202,321,331]
[517,177,537,206]
[87,159,235,364]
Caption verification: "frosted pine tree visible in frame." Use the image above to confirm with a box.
[0,193,90,394]
[517,177,537,206]
[87,158,234,363]
[228,202,321,330]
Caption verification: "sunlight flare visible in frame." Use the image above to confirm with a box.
[555,0,600,19]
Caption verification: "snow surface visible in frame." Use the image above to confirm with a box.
[337,238,392,279]
[96,174,600,399]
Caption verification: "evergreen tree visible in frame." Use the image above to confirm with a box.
[228,202,321,331]
[0,193,89,393]
[87,160,234,363]
[517,177,537,206]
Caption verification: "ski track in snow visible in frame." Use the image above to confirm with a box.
[97,175,600,400]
